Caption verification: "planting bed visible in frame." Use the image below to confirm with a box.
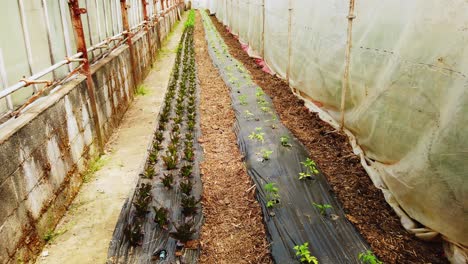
[208,11,447,264]
[107,11,202,263]
[201,11,370,264]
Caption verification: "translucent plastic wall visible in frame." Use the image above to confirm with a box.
[211,0,468,259]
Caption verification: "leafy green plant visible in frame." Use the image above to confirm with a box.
[187,120,195,131]
[162,151,178,170]
[143,166,155,179]
[162,173,174,189]
[184,146,195,161]
[153,206,169,228]
[170,221,195,243]
[180,180,193,195]
[125,221,143,246]
[298,172,312,180]
[148,151,158,164]
[155,131,164,142]
[136,85,149,96]
[248,127,265,142]
[181,195,199,216]
[244,110,255,120]
[358,250,382,264]
[260,106,271,113]
[153,141,162,151]
[294,242,318,264]
[133,183,152,217]
[280,136,292,147]
[301,158,319,175]
[181,164,193,178]
[264,182,280,208]
[260,149,273,160]
[312,202,332,216]
[185,132,193,141]
[255,87,265,97]
[170,132,180,145]
[239,94,248,105]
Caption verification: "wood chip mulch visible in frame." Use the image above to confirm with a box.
[209,13,448,264]
[194,12,272,264]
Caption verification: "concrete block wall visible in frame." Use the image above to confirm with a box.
[0,7,182,263]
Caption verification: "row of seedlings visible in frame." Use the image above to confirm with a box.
[124,11,199,257]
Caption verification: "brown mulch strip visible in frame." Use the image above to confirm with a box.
[209,14,448,264]
[195,12,272,264]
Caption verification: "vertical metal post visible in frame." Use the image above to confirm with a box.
[0,50,14,111]
[340,0,356,129]
[286,0,292,84]
[121,0,139,92]
[18,0,38,93]
[41,0,57,80]
[261,0,265,58]
[142,0,155,62]
[59,0,74,72]
[68,0,104,153]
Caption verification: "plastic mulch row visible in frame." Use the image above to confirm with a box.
[201,11,371,264]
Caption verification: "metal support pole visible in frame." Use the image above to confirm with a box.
[286,0,292,84]
[340,0,356,130]
[261,0,265,58]
[120,0,139,92]
[68,0,104,154]
[142,0,155,62]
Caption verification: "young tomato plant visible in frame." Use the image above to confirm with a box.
[301,158,319,174]
[248,127,265,142]
[358,250,382,264]
[312,202,332,216]
[260,149,273,161]
[264,182,280,208]
[294,242,318,264]
[280,135,292,147]
[238,94,248,105]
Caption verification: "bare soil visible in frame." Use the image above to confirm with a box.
[209,14,448,264]
[195,12,272,264]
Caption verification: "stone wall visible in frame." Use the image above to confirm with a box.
[0,7,182,263]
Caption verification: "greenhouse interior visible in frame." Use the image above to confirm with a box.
[0,0,466,263]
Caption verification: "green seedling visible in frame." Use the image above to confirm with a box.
[181,164,193,178]
[312,202,332,216]
[136,85,149,96]
[180,180,193,196]
[185,132,194,141]
[244,110,255,120]
[133,183,152,217]
[255,87,265,97]
[170,221,195,243]
[187,120,195,131]
[173,116,183,125]
[181,195,199,216]
[143,166,155,179]
[172,124,180,134]
[158,121,166,132]
[162,151,178,170]
[125,221,143,246]
[298,172,312,180]
[155,131,164,142]
[162,173,174,189]
[184,146,195,161]
[170,133,180,145]
[238,94,248,105]
[260,149,273,160]
[248,127,265,142]
[260,106,271,113]
[301,158,319,175]
[264,182,280,208]
[294,242,318,264]
[358,250,382,264]
[152,141,162,151]
[149,151,158,164]
[280,136,291,147]
[167,143,178,157]
[153,206,169,228]
[257,97,268,106]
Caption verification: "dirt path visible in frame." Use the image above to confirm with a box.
[35,16,186,264]
[209,14,447,264]
[194,12,272,264]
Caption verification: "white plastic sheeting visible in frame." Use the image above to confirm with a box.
[210,0,468,261]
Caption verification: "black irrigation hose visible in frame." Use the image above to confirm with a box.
[107,11,202,264]
[201,11,372,264]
